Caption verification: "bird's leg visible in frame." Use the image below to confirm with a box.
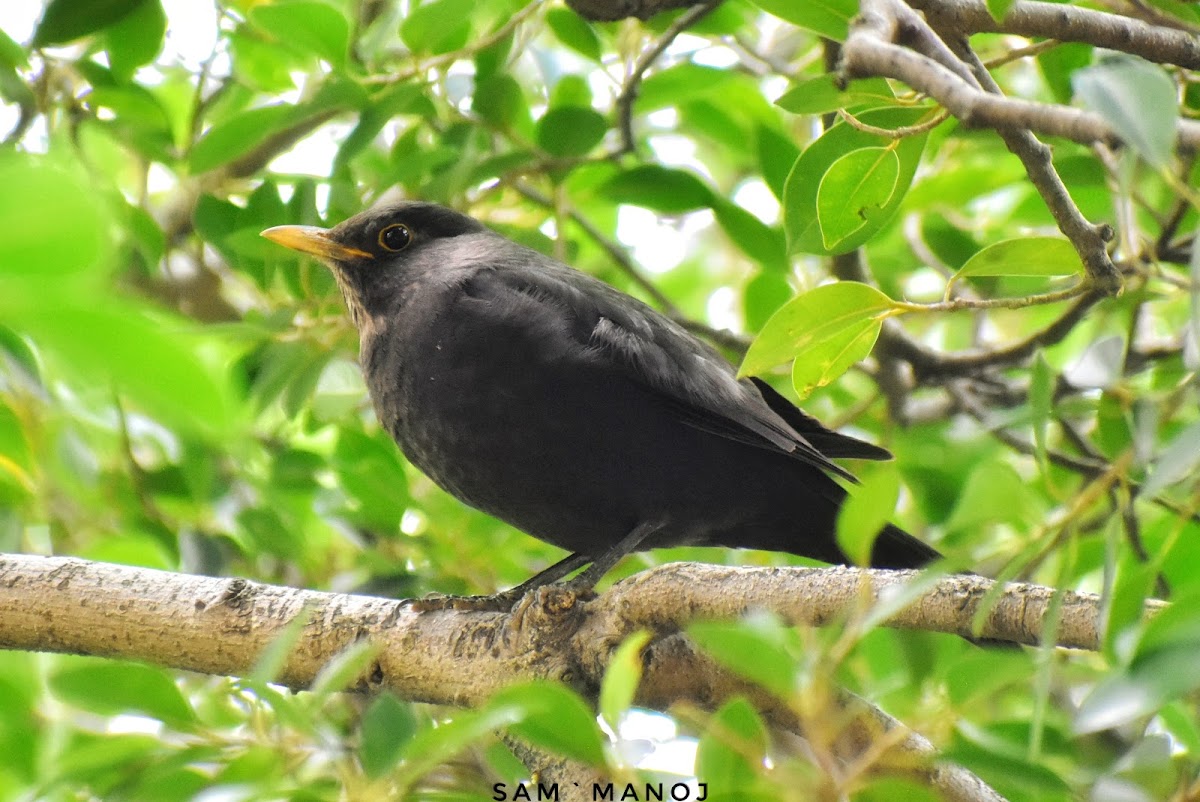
[403,551,592,613]
[560,519,664,594]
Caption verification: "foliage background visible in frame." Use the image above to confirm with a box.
[1,0,1199,799]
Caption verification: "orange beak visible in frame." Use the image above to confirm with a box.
[261,225,372,262]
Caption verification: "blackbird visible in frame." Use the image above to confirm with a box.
[261,201,940,605]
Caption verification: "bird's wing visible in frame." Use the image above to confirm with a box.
[749,378,892,461]
[462,258,867,482]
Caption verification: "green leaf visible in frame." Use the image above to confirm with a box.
[986,0,1017,22]
[50,659,195,729]
[739,282,896,397]
[0,27,28,69]
[473,74,532,138]
[188,104,298,174]
[744,270,792,332]
[249,1,350,69]
[747,0,856,40]
[0,154,112,282]
[249,606,312,685]
[854,778,942,802]
[784,106,931,255]
[546,7,601,61]
[396,705,526,791]
[487,681,607,767]
[360,694,418,779]
[599,630,651,732]
[695,698,769,790]
[951,236,1084,288]
[1073,55,1178,169]
[689,616,796,698]
[310,639,384,698]
[536,106,608,157]
[837,463,901,567]
[712,199,787,271]
[33,0,146,46]
[945,461,1044,533]
[400,0,475,54]
[757,125,800,201]
[3,301,236,437]
[816,147,900,250]
[775,75,895,115]
[600,165,714,213]
[1191,219,1200,369]
[636,63,735,113]
[104,0,166,81]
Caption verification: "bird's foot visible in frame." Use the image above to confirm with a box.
[402,589,522,613]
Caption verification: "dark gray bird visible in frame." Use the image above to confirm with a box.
[262,201,940,606]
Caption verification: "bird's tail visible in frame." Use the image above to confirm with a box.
[866,522,941,569]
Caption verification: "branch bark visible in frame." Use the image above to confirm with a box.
[0,554,1167,800]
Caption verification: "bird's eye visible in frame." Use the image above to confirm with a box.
[378,223,412,252]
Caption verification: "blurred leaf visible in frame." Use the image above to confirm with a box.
[837,463,901,566]
[1063,335,1125,390]
[400,0,474,54]
[756,125,800,201]
[396,704,525,790]
[739,282,896,397]
[599,630,651,732]
[50,659,195,729]
[1037,42,1093,105]
[689,615,796,698]
[536,106,608,157]
[1076,644,1200,733]
[1142,420,1200,496]
[816,146,900,250]
[600,165,714,213]
[310,639,383,697]
[695,697,769,791]
[487,681,607,767]
[1030,351,1053,467]
[3,301,236,437]
[986,0,1016,21]
[546,7,601,61]
[712,199,787,271]
[250,1,350,69]
[946,461,1043,533]
[743,270,792,332]
[189,99,347,174]
[0,28,28,69]
[360,694,418,779]
[0,154,111,281]
[249,606,312,685]
[747,0,856,40]
[636,63,736,112]
[775,75,894,115]
[104,0,166,80]
[473,74,532,138]
[1073,55,1177,169]
[854,778,941,802]
[33,0,145,46]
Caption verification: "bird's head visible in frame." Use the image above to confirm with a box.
[261,200,486,328]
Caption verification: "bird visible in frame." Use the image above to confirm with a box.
[261,200,941,608]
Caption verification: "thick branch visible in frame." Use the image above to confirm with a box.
[908,0,1200,69]
[842,4,1200,152]
[1,554,1164,802]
